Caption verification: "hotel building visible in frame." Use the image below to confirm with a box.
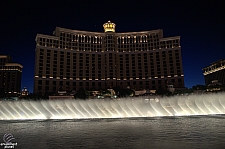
[34,21,184,95]
[0,55,23,96]
[203,59,225,86]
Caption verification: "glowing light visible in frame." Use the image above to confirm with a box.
[203,65,225,75]
[103,20,116,32]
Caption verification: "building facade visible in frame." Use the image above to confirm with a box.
[0,55,23,96]
[34,21,184,95]
[203,59,225,86]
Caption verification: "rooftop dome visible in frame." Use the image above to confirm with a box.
[103,20,116,32]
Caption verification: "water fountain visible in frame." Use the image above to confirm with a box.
[0,93,225,120]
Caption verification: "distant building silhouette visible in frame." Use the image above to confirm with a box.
[34,21,185,95]
[203,59,225,86]
[0,55,23,96]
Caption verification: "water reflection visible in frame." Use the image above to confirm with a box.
[0,116,225,148]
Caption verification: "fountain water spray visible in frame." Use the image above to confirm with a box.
[0,93,225,120]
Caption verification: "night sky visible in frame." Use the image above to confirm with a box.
[1,1,225,93]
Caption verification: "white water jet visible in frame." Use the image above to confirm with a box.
[0,93,225,120]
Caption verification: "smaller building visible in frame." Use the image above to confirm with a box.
[0,55,23,97]
[21,87,29,96]
[203,59,225,86]
[206,80,223,92]
[49,90,74,100]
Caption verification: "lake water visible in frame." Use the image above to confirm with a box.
[0,116,225,149]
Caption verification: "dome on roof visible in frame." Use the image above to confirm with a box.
[103,20,116,32]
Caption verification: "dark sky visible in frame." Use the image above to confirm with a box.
[1,0,225,93]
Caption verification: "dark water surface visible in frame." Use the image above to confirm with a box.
[0,116,225,149]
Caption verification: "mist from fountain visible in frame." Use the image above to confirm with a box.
[0,93,225,120]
